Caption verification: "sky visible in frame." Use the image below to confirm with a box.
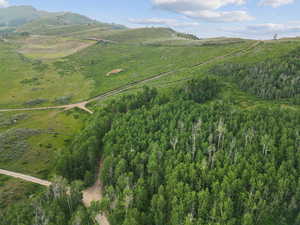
[1,0,300,39]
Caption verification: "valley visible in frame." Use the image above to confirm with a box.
[0,4,300,225]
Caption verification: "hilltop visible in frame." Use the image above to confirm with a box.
[0,5,125,35]
[0,6,47,27]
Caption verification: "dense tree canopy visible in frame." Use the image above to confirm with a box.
[58,77,300,225]
[99,101,300,225]
[1,178,96,225]
[2,77,299,225]
[212,48,300,102]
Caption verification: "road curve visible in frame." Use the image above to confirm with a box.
[0,41,261,114]
[0,169,52,186]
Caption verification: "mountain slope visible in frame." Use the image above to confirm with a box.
[0,6,48,27]
[0,5,125,34]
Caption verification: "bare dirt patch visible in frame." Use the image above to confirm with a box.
[82,163,110,225]
[16,35,96,59]
[106,69,124,76]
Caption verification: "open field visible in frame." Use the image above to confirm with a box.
[15,35,96,59]
[0,37,254,108]
[0,41,93,108]
[54,41,254,97]
[0,109,85,207]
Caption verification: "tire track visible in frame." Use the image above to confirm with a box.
[0,41,261,114]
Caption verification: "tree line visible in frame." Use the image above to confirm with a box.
[58,77,300,225]
[211,47,300,103]
[3,76,300,225]
[0,178,96,225]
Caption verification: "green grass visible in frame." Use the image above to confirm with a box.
[0,109,86,207]
[87,39,300,112]
[55,41,252,98]
[0,36,252,108]
[0,41,93,108]
[20,23,116,36]
[15,36,96,59]
[226,39,300,64]
[1,26,300,212]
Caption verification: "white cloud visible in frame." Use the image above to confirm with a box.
[0,0,9,7]
[152,0,246,11]
[259,0,294,7]
[129,18,200,27]
[223,22,300,38]
[152,0,253,22]
[247,23,300,34]
[182,10,253,22]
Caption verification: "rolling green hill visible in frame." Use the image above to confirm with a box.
[0,5,125,36]
[17,13,125,35]
[0,6,49,27]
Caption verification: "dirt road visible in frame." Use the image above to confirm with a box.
[0,41,261,115]
[0,169,52,186]
[82,175,109,225]
[0,168,110,225]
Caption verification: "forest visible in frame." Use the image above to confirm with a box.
[211,47,300,103]
[2,77,300,225]
[0,178,96,225]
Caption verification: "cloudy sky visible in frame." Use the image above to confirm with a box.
[1,0,300,39]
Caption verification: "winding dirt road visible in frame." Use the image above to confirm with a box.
[0,41,261,115]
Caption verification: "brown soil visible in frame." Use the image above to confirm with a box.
[82,162,110,225]
[106,69,124,76]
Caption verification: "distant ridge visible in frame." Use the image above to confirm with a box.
[0,5,126,32]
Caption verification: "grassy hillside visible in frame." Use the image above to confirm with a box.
[0,41,93,108]
[16,35,96,59]
[0,35,252,108]
[0,5,125,37]
[1,6,300,224]
[0,6,47,27]
[99,27,179,43]
[0,109,85,208]
[54,40,252,97]
[17,13,125,35]
[0,5,98,29]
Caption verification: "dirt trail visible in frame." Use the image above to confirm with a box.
[0,169,52,186]
[83,179,109,225]
[0,102,92,114]
[0,41,261,115]
[0,168,110,225]
[82,163,109,225]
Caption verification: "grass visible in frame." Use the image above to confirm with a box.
[0,37,252,108]
[87,39,300,112]
[0,109,86,207]
[55,41,252,98]
[15,36,96,59]
[0,35,256,207]
[1,26,300,211]
[0,41,93,108]
[226,39,300,64]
